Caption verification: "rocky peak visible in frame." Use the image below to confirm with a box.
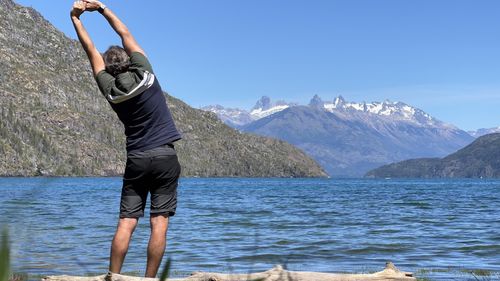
[309,94,324,109]
[333,95,346,106]
[252,96,272,111]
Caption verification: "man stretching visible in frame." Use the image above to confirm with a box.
[70,1,182,277]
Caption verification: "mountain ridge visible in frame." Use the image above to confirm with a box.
[468,127,500,138]
[365,133,500,178]
[204,95,460,130]
[202,96,297,127]
[204,95,473,177]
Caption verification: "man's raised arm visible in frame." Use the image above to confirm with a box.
[84,0,146,56]
[71,1,105,76]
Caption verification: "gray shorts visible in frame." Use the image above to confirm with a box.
[120,143,181,218]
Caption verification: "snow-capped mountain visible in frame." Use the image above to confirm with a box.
[249,96,296,119]
[202,95,473,177]
[313,95,449,128]
[202,96,296,127]
[468,127,500,138]
[201,105,254,127]
[204,95,456,129]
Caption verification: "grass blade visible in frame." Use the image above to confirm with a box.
[0,228,10,281]
[159,257,171,281]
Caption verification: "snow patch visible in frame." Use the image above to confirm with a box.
[250,105,290,119]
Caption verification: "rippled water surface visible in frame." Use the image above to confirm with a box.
[1,178,499,280]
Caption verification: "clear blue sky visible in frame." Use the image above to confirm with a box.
[16,0,500,130]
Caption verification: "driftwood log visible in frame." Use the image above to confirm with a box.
[43,262,416,281]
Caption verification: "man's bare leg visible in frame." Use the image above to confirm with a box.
[109,218,138,274]
[145,214,169,277]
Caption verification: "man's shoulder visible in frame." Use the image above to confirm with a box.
[130,52,154,74]
[95,70,115,96]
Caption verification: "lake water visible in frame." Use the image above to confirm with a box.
[0,178,499,281]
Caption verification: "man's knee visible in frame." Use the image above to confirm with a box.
[117,217,138,233]
[150,214,169,231]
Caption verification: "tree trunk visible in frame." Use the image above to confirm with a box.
[42,262,416,281]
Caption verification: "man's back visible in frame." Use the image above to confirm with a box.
[95,52,181,152]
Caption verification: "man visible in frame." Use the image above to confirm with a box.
[70,1,182,277]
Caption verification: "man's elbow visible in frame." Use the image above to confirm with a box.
[118,27,132,38]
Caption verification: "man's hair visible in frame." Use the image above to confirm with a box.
[103,46,131,76]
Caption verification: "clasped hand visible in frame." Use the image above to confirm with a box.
[71,0,105,18]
